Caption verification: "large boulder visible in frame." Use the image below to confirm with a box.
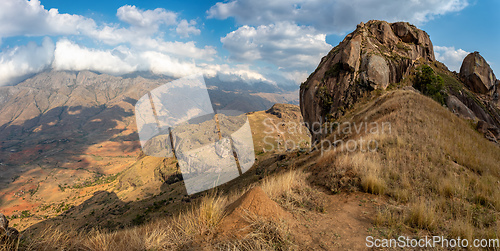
[446,95,477,120]
[300,20,435,143]
[460,52,497,94]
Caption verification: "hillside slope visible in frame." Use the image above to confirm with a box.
[310,89,500,239]
[8,88,499,250]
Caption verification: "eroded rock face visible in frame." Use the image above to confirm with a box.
[460,52,496,94]
[300,20,435,142]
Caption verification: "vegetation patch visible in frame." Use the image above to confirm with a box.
[316,86,333,110]
[324,62,344,79]
[414,65,447,105]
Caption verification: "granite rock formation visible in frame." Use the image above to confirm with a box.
[300,20,435,142]
[460,52,497,95]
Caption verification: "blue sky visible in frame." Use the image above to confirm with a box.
[0,0,498,86]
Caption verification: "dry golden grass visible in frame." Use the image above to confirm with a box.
[216,218,295,251]
[4,169,318,251]
[406,199,437,231]
[17,225,83,251]
[361,172,386,195]
[217,211,296,251]
[175,191,228,237]
[314,90,500,240]
[261,170,325,213]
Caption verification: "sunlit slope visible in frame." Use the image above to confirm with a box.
[311,89,500,239]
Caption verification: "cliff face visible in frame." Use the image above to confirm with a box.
[300,20,435,142]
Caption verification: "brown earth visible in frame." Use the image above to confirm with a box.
[217,186,292,238]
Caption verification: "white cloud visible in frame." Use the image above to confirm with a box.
[0,0,95,38]
[0,37,54,86]
[0,1,203,46]
[0,1,220,85]
[220,22,332,71]
[133,38,216,61]
[141,51,199,77]
[50,40,276,83]
[117,5,177,27]
[434,46,469,72]
[176,20,201,38]
[0,36,278,86]
[52,39,208,78]
[88,6,203,45]
[202,63,275,84]
[208,0,469,34]
[281,70,310,84]
[52,39,137,74]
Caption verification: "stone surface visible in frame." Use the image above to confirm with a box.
[477,120,499,144]
[446,95,477,120]
[300,20,435,143]
[460,52,497,94]
[0,213,7,233]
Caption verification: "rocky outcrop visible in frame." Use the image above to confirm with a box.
[446,95,477,120]
[300,20,435,142]
[266,103,301,121]
[477,121,500,144]
[456,52,500,143]
[0,213,7,233]
[460,52,497,94]
[0,213,19,243]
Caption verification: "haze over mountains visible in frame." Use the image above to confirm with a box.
[0,71,297,221]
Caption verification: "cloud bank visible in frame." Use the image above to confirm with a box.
[0,0,473,87]
[221,22,332,70]
[0,0,95,39]
[0,37,272,86]
[209,0,469,83]
[434,46,469,72]
[0,0,277,86]
[0,37,54,85]
[208,0,469,34]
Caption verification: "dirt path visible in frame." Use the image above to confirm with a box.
[292,192,382,250]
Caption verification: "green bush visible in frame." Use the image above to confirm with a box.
[317,86,333,109]
[414,65,446,105]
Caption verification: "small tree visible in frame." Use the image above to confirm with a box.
[414,65,446,105]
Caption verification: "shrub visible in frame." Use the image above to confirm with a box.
[317,86,333,110]
[414,65,446,105]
